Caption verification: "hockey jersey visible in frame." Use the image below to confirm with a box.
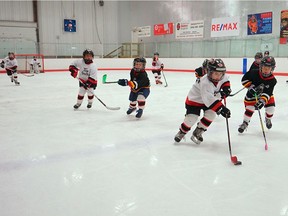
[152,58,163,71]
[129,69,150,92]
[70,59,97,81]
[3,56,18,70]
[186,74,230,112]
[241,69,277,104]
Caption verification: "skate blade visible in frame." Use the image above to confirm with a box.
[191,136,201,145]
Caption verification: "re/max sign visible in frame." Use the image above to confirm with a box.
[211,22,238,31]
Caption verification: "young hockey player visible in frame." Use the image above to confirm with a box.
[0,52,20,85]
[248,52,263,72]
[194,59,210,79]
[174,59,231,144]
[30,56,41,74]
[118,57,150,118]
[151,52,164,85]
[238,56,277,133]
[69,49,98,109]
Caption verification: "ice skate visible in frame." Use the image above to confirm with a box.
[191,127,206,144]
[126,107,136,115]
[174,130,186,142]
[87,102,92,109]
[135,109,143,118]
[10,77,13,82]
[156,80,163,85]
[265,118,272,129]
[73,103,81,109]
[238,121,249,133]
[14,81,20,86]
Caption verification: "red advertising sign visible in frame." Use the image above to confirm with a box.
[154,23,174,35]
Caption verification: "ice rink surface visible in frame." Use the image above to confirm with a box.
[1,70,288,216]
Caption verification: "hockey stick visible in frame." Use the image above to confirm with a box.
[102,74,118,84]
[77,77,120,110]
[161,69,168,87]
[255,94,268,150]
[224,97,242,165]
[229,87,245,97]
[19,72,34,77]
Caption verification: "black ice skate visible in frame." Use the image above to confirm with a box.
[135,109,143,118]
[265,118,272,129]
[14,81,20,85]
[73,103,81,109]
[191,127,206,144]
[126,107,136,115]
[87,102,92,109]
[174,130,186,142]
[238,121,249,133]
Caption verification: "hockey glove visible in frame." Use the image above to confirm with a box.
[218,106,231,118]
[254,98,265,110]
[161,64,164,69]
[0,61,4,68]
[152,61,156,66]
[248,84,264,96]
[128,81,137,89]
[118,79,128,86]
[220,86,232,98]
[86,77,97,89]
[69,65,78,78]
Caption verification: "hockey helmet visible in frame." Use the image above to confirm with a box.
[133,57,146,71]
[207,59,226,82]
[264,51,270,56]
[83,49,94,64]
[8,52,15,60]
[254,52,263,59]
[154,52,159,56]
[202,59,209,69]
[260,56,275,77]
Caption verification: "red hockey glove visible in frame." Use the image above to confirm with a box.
[69,65,78,78]
[86,77,97,89]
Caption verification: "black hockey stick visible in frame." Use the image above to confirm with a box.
[102,74,118,84]
[77,77,120,110]
[229,87,245,97]
[161,69,168,87]
[224,97,242,165]
[255,94,268,150]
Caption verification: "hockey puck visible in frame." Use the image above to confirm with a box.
[234,161,242,166]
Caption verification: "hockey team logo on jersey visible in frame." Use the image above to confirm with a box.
[82,68,89,76]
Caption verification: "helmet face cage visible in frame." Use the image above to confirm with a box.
[83,49,94,64]
[260,56,275,77]
[133,57,146,71]
[207,59,226,82]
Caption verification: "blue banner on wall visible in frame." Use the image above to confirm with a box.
[64,19,76,32]
[247,12,272,35]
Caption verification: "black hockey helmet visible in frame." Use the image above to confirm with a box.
[8,52,15,60]
[83,49,94,57]
[254,52,263,59]
[207,59,226,82]
[83,49,94,64]
[154,52,159,56]
[264,51,270,56]
[133,57,146,71]
[260,56,276,77]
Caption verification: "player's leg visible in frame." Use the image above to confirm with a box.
[135,88,150,118]
[238,104,255,133]
[74,86,86,109]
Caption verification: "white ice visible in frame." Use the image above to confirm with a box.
[0,70,288,216]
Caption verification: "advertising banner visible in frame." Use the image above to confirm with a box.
[154,23,174,35]
[247,12,272,35]
[138,26,151,38]
[175,21,204,39]
[280,10,288,44]
[64,19,76,32]
[211,17,240,37]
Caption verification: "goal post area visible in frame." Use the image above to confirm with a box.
[14,54,45,73]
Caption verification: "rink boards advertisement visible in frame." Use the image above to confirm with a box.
[138,26,151,38]
[247,12,272,35]
[175,21,204,39]
[211,17,240,37]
